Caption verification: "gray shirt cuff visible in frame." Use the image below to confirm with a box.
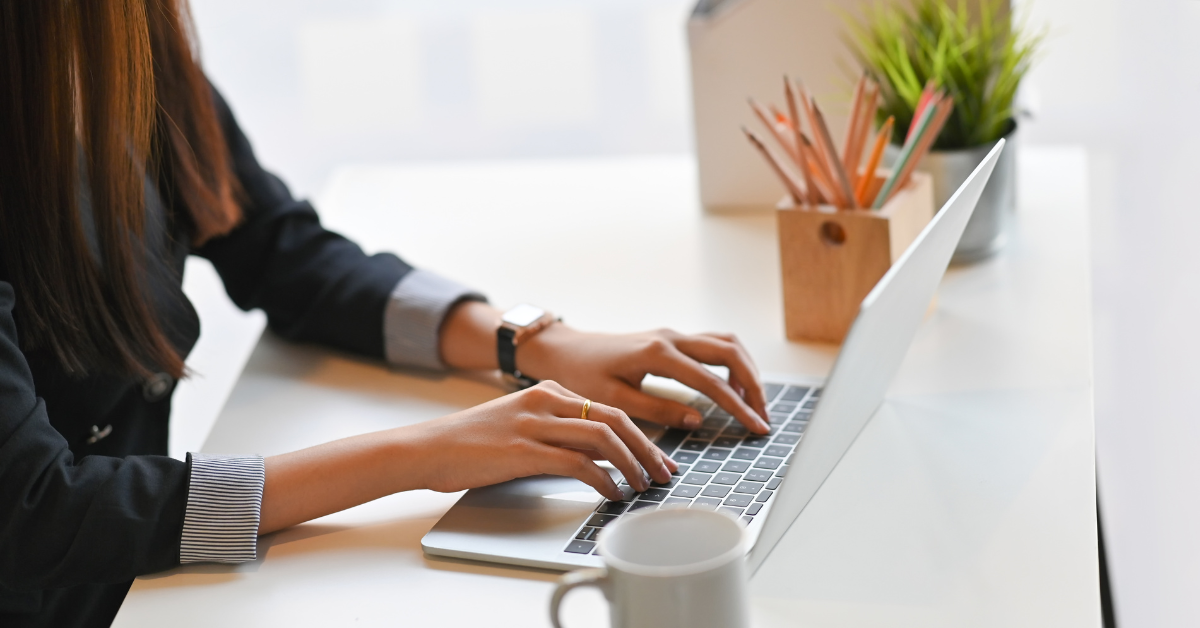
[384,269,487,371]
[179,453,265,564]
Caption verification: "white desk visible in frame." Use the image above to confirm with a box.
[115,149,1098,627]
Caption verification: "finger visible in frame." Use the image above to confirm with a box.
[532,444,624,501]
[609,383,704,430]
[677,334,769,419]
[536,417,651,493]
[576,400,672,484]
[645,343,770,434]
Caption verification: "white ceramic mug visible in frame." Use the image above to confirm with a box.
[549,508,750,628]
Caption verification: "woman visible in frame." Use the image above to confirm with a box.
[0,2,767,626]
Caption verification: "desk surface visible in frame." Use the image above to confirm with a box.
[115,149,1098,627]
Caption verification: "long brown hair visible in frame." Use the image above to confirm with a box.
[0,0,240,379]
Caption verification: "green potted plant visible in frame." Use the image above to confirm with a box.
[845,0,1043,262]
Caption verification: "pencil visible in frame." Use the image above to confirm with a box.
[798,133,836,204]
[872,99,937,209]
[845,80,879,189]
[785,77,819,206]
[749,98,799,164]
[794,82,844,206]
[907,80,937,143]
[893,95,954,196]
[810,101,857,209]
[743,127,808,205]
[855,115,893,206]
[842,73,867,177]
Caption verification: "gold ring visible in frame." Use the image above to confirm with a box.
[581,399,592,421]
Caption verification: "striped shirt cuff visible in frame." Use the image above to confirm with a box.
[180,453,265,564]
[384,269,486,371]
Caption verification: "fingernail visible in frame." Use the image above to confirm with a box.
[757,420,770,433]
[683,414,701,429]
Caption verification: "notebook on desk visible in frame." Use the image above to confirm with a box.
[422,141,1004,575]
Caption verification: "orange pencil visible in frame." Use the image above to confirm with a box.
[849,81,879,182]
[743,127,808,205]
[855,115,894,206]
[798,134,837,204]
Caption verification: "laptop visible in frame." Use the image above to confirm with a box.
[422,141,1004,574]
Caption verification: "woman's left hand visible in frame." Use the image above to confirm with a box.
[517,324,771,434]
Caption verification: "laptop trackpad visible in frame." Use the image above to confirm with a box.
[421,474,612,570]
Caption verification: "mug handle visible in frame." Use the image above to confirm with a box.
[550,567,609,628]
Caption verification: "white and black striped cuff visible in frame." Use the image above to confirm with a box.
[180,453,265,564]
[384,269,486,371]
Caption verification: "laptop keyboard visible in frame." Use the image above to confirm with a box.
[563,383,819,555]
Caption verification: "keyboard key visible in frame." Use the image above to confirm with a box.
[741,515,754,525]
[811,387,823,398]
[771,401,797,413]
[787,454,796,465]
[733,481,763,494]
[744,469,773,482]
[742,436,771,448]
[724,493,754,508]
[753,457,783,470]
[720,506,745,516]
[692,428,719,440]
[691,497,722,511]
[794,411,812,422]
[673,451,699,464]
[757,490,773,502]
[775,465,789,477]
[672,464,691,477]
[702,448,732,461]
[764,383,784,402]
[766,477,783,490]
[701,417,729,429]
[773,433,800,445]
[701,484,731,498]
[671,484,701,498]
[732,448,759,461]
[655,428,689,455]
[690,397,714,412]
[781,421,804,433]
[617,485,637,501]
[722,460,751,473]
[712,472,741,485]
[765,445,791,458]
[768,413,791,425]
[597,501,628,515]
[638,489,670,502]
[682,472,712,485]
[586,514,618,527]
[651,476,679,489]
[693,460,722,473]
[663,497,691,509]
[627,501,658,513]
[710,409,733,420]
[680,440,707,452]
[746,502,763,516]
[722,425,749,437]
[781,386,810,401]
[712,436,742,449]
[576,527,597,540]
[801,399,817,410]
[566,540,596,554]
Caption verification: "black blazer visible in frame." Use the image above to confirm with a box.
[0,87,413,627]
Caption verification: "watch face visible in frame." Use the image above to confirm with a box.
[502,303,545,327]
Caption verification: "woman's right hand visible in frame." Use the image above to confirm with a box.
[402,380,677,501]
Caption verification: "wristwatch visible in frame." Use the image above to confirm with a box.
[496,304,558,388]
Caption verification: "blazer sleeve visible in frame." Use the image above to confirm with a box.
[193,87,412,359]
[0,282,188,589]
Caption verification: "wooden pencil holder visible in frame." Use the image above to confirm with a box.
[777,171,935,343]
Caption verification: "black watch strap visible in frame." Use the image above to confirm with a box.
[497,326,537,388]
